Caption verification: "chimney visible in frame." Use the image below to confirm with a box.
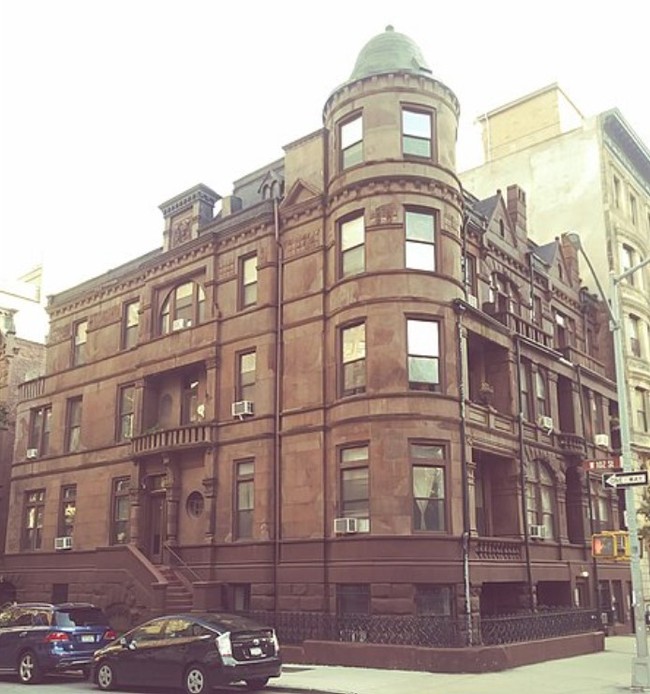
[506,184,527,234]
[159,184,220,252]
[220,196,243,217]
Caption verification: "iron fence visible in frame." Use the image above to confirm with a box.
[245,608,601,649]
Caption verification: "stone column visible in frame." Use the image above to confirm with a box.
[163,455,180,545]
[202,473,217,544]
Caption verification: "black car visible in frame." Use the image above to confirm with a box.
[0,601,116,684]
[92,612,282,693]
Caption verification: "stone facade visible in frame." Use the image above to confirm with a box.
[1,30,632,638]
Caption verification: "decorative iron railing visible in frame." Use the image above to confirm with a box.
[480,608,601,645]
[474,538,522,561]
[244,608,601,648]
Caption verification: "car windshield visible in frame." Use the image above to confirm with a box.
[55,607,107,627]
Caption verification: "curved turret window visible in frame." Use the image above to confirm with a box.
[340,113,363,169]
[402,107,434,159]
[405,209,436,271]
[407,318,440,391]
[159,280,206,335]
[339,213,365,278]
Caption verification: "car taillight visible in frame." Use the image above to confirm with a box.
[44,631,70,643]
[103,629,117,641]
[271,630,279,655]
[215,632,232,658]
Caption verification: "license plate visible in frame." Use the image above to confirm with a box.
[81,635,95,643]
[250,646,262,656]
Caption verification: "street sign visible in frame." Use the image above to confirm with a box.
[602,470,649,489]
[582,457,620,471]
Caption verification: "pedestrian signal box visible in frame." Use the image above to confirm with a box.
[591,531,630,560]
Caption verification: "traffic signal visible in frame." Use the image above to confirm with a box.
[592,533,615,558]
[591,531,630,560]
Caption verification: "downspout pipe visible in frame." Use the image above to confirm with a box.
[455,299,472,646]
[273,195,283,616]
[515,337,535,610]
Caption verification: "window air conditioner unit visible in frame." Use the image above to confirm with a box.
[595,433,610,449]
[538,415,554,432]
[172,318,192,331]
[54,536,73,551]
[334,517,358,534]
[467,295,478,308]
[26,448,39,459]
[529,525,546,540]
[231,400,254,418]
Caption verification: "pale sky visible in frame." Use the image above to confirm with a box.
[1,0,649,294]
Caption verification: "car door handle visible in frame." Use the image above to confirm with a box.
[19,632,29,638]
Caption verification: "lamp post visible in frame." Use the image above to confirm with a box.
[567,232,650,690]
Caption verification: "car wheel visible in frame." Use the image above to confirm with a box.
[96,661,117,691]
[245,677,270,690]
[18,650,43,684]
[183,663,207,694]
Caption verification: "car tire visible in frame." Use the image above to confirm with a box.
[18,650,43,684]
[96,661,117,691]
[245,677,270,690]
[183,663,208,694]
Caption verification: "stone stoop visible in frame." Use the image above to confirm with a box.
[158,565,194,612]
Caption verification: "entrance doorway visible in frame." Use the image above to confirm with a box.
[148,493,165,563]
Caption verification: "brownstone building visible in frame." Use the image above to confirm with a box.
[4,27,630,638]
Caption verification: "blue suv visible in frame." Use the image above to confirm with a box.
[0,602,116,684]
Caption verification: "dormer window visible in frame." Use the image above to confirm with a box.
[340,114,363,169]
[159,280,206,335]
[402,108,433,158]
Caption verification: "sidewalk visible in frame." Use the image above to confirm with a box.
[270,636,640,694]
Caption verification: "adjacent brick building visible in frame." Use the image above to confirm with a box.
[4,27,631,636]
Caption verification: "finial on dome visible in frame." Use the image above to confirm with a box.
[385,25,394,31]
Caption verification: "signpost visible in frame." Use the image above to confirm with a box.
[602,470,649,490]
[581,457,620,472]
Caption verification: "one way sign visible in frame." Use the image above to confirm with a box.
[602,470,649,489]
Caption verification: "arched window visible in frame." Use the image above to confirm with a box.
[526,459,556,540]
[159,280,206,335]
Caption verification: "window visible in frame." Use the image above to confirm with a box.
[336,584,369,615]
[22,490,45,550]
[519,360,533,421]
[554,311,567,348]
[159,279,206,334]
[340,214,365,278]
[405,210,436,271]
[237,351,256,401]
[535,369,548,418]
[582,387,593,441]
[65,397,82,453]
[411,443,446,531]
[235,460,254,540]
[240,255,258,308]
[28,405,51,456]
[532,296,543,327]
[593,392,605,434]
[340,114,363,169]
[181,373,200,424]
[621,245,635,286]
[629,315,641,357]
[415,585,452,615]
[72,319,88,366]
[186,491,205,518]
[341,323,366,396]
[117,385,134,441]
[407,319,440,391]
[402,107,433,158]
[630,194,638,225]
[59,485,76,538]
[526,460,555,539]
[122,300,139,349]
[111,477,130,545]
[590,478,611,532]
[636,388,649,433]
[464,253,478,300]
[340,446,369,519]
[613,176,620,208]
